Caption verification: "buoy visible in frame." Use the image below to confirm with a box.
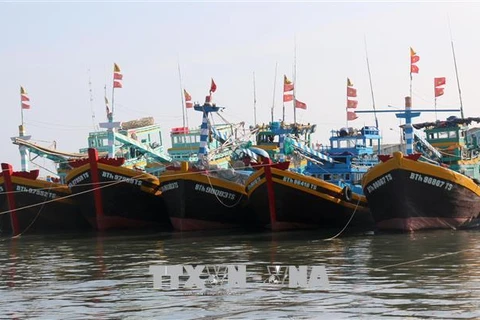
[342,186,352,202]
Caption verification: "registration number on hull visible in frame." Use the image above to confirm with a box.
[409,172,453,191]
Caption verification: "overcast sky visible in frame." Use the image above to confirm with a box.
[1,1,478,173]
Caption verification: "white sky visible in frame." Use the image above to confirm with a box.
[1,1,479,173]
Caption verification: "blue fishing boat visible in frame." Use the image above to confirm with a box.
[245,124,381,231]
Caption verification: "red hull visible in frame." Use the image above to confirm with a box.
[170,217,237,232]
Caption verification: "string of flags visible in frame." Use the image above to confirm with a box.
[346,78,358,121]
[184,89,193,108]
[434,77,446,98]
[113,63,123,88]
[283,75,294,102]
[283,74,307,109]
[410,47,420,74]
[20,86,30,110]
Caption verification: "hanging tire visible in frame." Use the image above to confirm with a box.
[342,186,352,202]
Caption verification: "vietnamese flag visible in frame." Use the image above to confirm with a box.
[295,99,307,109]
[210,78,217,93]
[435,87,445,97]
[434,77,446,87]
[410,64,419,74]
[347,87,357,97]
[347,111,358,121]
[347,99,358,109]
[283,94,293,102]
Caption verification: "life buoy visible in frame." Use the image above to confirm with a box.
[342,186,352,202]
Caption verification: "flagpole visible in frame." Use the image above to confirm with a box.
[272,62,277,123]
[88,69,96,131]
[434,96,438,120]
[409,48,413,104]
[178,61,187,128]
[253,71,257,126]
[111,67,116,117]
[364,35,379,129]
[293,35,297,125]
[449,17,464,118]
[346,80,349,128]
[20,88,24,127]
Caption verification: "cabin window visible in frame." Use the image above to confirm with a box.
[324,174,331,181]
[345,174,350,180]
[438,132,448,139]
[428,133,435,139]
[448,131,457,138]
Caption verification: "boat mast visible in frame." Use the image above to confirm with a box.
[253,71,257,126]
[177,61,188,128]
[272,62,278,123]
[88,69,97,131]
[293,36,297,125]
[449,18,464,118]
[364,36,379,129]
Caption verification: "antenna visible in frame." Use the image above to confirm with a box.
[364,36,379,129]
[253,71,257,126]
[177,60,188,128]
[448,16,465,118]
[271,62,278,123]
[88,69,96,131]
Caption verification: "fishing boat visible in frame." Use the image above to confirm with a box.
[159,88,254,232]
[65,115,173,231]
[0,86,90,236]
[362,100,480,231]
[245,124,380,231]
[0,147,86,237]
[0,162,89,236]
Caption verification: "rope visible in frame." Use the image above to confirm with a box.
[204,171,245,208]
[11,183,54,238]
[324,195,362,241]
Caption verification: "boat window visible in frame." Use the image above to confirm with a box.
[448,131,457,138]
[438,132,448,139]
[428,133,435,139]
[345,174,350,180]
[324,174,331,181]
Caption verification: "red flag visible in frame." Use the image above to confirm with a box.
[283,94,293,102]
[210,78,217,93]
[284,75,294,92]
[347,87,357,97]
[410,64,419,74]
[347,111,358,121]
[295,99,307,109]
[347,99,358,109]
[113,63,123,88]
[20,86,30,109]
[434,77,446,87]
[411,55,420,63]
[435,87,444,97]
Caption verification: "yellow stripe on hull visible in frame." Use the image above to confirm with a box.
[362,152,480,196]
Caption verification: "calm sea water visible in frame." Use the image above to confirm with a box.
[1,228,479,319]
